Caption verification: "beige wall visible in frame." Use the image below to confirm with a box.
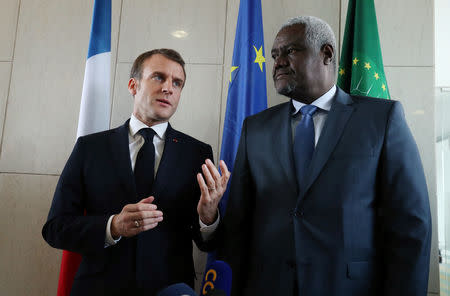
[0,0,438,294]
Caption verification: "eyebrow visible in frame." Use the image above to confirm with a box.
[172,76,185,86]
[151,71,166,78]
[151,71,184,84]
[271,42,304,54]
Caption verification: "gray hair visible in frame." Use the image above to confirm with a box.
[281,16,337,68]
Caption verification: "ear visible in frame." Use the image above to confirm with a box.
[321,44,334,66]
[128,78,138,96]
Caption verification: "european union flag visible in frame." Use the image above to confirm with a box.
[220,0,267,213]
[202,0,267,281]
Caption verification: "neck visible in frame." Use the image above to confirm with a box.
[133,112,166,127]
[292,85,334,104]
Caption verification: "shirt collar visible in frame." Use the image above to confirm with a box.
[292,85,336,115]
[129,114,168,140]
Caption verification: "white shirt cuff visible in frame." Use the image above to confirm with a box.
[199,211,220,241]
[105,215,121,247]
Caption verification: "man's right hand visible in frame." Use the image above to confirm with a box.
[111,196,163,239]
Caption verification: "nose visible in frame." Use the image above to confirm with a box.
[273,53,288,71]
[162,79,173,95]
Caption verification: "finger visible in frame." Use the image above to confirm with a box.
[123,196,155,213]
[205,159,221,183]
[125,221,142,237]
[201,163,216,189]
[197,173,210,200]
[128,210,163,223]
[219,160,231,186]
[130,218,152,234]
[127,202,157,213]
[139,196,155,204]
[140,210,163,219]
[141,215,164,226]
[136,202,158,212]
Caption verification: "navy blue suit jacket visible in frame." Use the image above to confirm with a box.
[218,88,431,296]
[42,120,214,296]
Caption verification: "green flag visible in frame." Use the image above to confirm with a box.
[337,0,390,99]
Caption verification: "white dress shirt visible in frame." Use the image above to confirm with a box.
[105,114,218,246]
[291,85,336,144]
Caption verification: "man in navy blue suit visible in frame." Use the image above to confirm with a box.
[43,48,230,296]
[218,16,431,296]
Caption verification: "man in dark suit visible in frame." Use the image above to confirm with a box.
[43,48,230,296]
[217,16,431,296]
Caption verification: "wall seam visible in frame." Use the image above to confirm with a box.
[338,0,342,63]
[217,0,230,162]
[384,65,434,68]
[0,172,60,177]
[109,0,124,128]
[0,0,21,163]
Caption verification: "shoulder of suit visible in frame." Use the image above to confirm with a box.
[245,101,291,122]
[343,93,405,124]
[76,125,122,145]
[349,94,398,108]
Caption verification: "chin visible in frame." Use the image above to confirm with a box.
[275,80,296,96]
[276,86,294,97]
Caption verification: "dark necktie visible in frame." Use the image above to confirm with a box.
[134,129,163,289]
[293,105,318,191]
[134,128,156,199]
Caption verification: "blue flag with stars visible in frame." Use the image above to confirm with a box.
[220,0,267,213]
[201,0,267,286]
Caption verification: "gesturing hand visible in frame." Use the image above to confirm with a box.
[196,159,231,225]
[111,196,163,238]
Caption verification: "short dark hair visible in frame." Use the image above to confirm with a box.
[129,48,186,84]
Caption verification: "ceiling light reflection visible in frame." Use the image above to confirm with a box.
[171,30,189,39]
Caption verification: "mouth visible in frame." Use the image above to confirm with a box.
[156,98,172,107]
[274,71,291,80]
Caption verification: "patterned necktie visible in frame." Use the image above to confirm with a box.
[293,105,318,191]
[134,128,156,199]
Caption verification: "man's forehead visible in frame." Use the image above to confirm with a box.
[272,24,305,49]
[142,54,184,78]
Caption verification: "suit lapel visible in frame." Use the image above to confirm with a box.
[109,119,137,203]
[152,123,183,197]
[272,102,299,195]
[298,88,355,202]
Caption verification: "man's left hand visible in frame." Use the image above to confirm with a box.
[197,159,230,225]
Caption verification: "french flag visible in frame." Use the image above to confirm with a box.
[57,1,111,295]
[77,0,111,138]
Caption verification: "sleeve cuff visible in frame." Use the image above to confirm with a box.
[199,211,220,241]
[105,215,121,247]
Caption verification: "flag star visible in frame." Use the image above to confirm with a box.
[374,73,380,80]
[382,84,386,91]
[364,62,371,70]
[352,57,359,65]
[230,66,239,82]
[253,45,266,72]
[339,68,345,76]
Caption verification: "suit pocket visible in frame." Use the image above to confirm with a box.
[346,261,375,280]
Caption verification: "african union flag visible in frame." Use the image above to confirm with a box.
[337,0,390,99]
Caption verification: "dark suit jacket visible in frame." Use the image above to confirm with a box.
[218,88,431,296]
[42,120,214,296]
